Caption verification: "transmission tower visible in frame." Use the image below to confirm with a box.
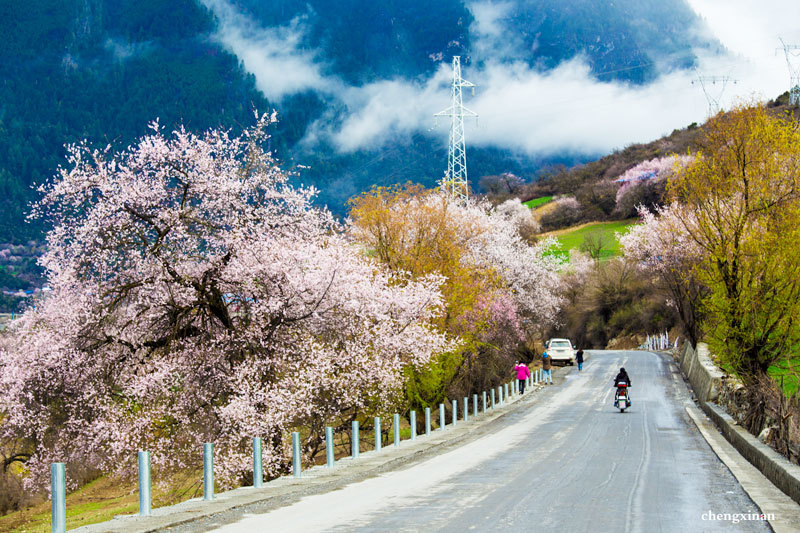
[692,75,737,116]
[779,38,800,106]
[434,56,477,201]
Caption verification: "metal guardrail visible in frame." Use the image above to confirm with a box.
[48,372,544,532]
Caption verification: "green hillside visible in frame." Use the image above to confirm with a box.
[522,196,553,209]
[547,219,638,260]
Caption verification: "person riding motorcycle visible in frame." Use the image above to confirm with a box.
[614,367,631,406]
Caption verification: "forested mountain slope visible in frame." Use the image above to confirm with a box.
[0,0,713,244]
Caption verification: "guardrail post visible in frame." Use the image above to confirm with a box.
[425,407,431,435]
[473,394,478,417]
[325,427,335,467]
[138,451,151,515]
[51,462,66,533]
[482,391,487,412]
[410,411,417,440]
[393,414,401,446]
[498,386,503,405]
[352,421,360,458]
[292,432,302,477]
[203,443,214,500]
[491,388,496,409]
[252,438,263,488]
[439,403,445,430]
[504,383,509,401]
[452,399,457,427]
[292,431,303,477]
[463,397,468,422]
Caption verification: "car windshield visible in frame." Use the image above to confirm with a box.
[550,341,571,348]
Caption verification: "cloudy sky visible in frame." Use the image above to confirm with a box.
[202,0,800,157]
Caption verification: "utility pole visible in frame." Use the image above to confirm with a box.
[435,56,477,201]
[779,38,800,106]
[691,75,737,116]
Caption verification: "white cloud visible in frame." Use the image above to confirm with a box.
[465,59,702,155]
[307,67,453,152]
[686,0,800,60]
[104,38,154,61]
[207,0,800,157]
[683,0,800,105]
[200,0,335,100]
[468,1,517,60]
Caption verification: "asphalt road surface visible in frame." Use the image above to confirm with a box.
[210,350,771,532]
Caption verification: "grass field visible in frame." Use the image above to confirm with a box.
[544,219,638,260]
[523,196,553,209]
[768,359,800,398]
[0,470,202,532]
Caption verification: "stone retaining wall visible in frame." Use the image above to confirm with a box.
[676,342,800,506]
[676,342,724,403]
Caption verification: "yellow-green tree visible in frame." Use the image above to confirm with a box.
[669,103,800,378]
[349,184,501,324]
[348,184,509,409]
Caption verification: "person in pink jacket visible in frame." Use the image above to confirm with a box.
[514,361,531,394]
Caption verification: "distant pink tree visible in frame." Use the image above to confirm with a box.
[614,155,692,204]
[618,203,707,343]
[494,198,541,236]
[437,196,565,329]
[0,114,451,489]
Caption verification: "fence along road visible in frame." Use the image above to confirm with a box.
[188,351,770,532]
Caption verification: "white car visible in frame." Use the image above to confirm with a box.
[546,338,575,365]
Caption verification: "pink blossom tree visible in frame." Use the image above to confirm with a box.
[0,114,450,489]
[618,203,707,344]
[469,210,564,330]
[493,198,541,239]
[348,188,566,406]
[613,155,693,216]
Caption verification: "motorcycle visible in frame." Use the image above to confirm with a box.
[614,383,630,412]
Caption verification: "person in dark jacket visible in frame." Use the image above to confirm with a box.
[576,348,584,371]
[614,367,631,405]
[542,351,553,384]
[614,367,630,386]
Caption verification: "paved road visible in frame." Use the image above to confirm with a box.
[210,351,771,532]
